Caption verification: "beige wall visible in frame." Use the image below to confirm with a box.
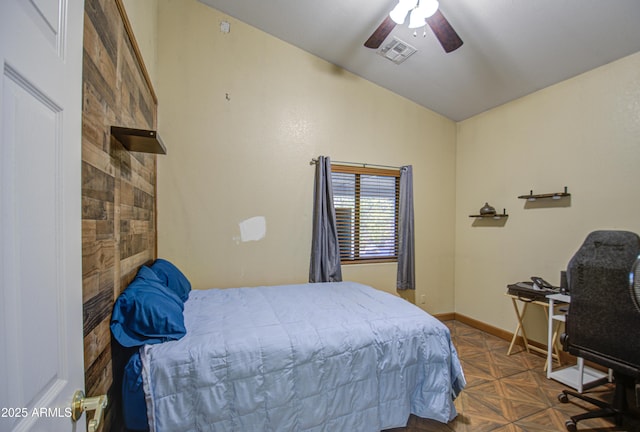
[154,0,457,313]
[455,51,640,342]
[128,0,640,338]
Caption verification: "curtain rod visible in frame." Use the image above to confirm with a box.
[309,158,401,170]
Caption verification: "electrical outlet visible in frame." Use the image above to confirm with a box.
[420,294,426,304]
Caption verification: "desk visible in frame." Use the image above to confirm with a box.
[505,294,561,369]
[546,293,609,392]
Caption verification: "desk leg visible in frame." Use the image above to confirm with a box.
[508,298,530,355]
[549,319,562,366]
[577,357,584,393]
[543,303,563,372]
[542,305,558,371]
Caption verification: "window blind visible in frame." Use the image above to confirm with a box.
[331,165,399,263]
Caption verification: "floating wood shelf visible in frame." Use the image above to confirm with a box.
[469,209,508,219]
[469,214,509,219]
[518,187,570,201]
[111,126,167,154]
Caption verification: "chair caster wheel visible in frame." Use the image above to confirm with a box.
[558,392,569,403]
[565,419,577,431]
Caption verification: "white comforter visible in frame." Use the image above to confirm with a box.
[141,282,465,431]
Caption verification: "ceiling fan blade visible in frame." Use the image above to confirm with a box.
[364,16,396,49]
[426,9,463,53]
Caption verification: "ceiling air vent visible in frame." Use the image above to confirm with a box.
[377,37,417,65]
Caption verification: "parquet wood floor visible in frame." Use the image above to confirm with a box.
[385,320,640,432]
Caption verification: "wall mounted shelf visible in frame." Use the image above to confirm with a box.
[469,209,508,219]
[518,187,570,201]
[111,126,167,154]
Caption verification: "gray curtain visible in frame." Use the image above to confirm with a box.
[309,156,343,283]
[397,165,415,290]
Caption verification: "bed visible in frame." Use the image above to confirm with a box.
[112,261,465,431]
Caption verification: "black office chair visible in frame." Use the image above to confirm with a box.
[559,230,640,431]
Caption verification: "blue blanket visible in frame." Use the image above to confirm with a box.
[140,282,465,431]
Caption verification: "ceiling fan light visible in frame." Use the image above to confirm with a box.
[408,9,425,28]
[389,0,417,24]
[421,0,440,18]
[408,0,439,28]
[389,7,408,24]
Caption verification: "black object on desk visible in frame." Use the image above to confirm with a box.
[507,281,557,302]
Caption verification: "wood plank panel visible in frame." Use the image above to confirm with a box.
[84,317,111,369]
[81,0,158,429]
[83,287,113,337]
[85,343,113,397]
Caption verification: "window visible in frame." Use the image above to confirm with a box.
[331,165,400,264]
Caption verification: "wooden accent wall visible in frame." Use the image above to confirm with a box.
[81,0,158,429]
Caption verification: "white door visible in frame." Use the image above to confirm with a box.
[0,0,86,431]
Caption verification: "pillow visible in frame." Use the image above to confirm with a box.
[150,258,191,302]
[111,266,186,348]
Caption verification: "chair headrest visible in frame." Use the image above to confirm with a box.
[570,230,640,271]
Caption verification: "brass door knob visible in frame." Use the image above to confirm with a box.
[71,390,108,432]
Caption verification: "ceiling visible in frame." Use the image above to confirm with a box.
[197,0,640,121]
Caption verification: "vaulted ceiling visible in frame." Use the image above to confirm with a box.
[198,0,640,121]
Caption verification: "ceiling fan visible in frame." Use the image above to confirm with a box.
[364,0,463,53]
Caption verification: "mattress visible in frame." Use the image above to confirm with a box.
[139,282,465,431]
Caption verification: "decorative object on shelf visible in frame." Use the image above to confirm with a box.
[479,202,496,215]
[518,186,570,201]
[111,126,167,155]
[469,208,508,219]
